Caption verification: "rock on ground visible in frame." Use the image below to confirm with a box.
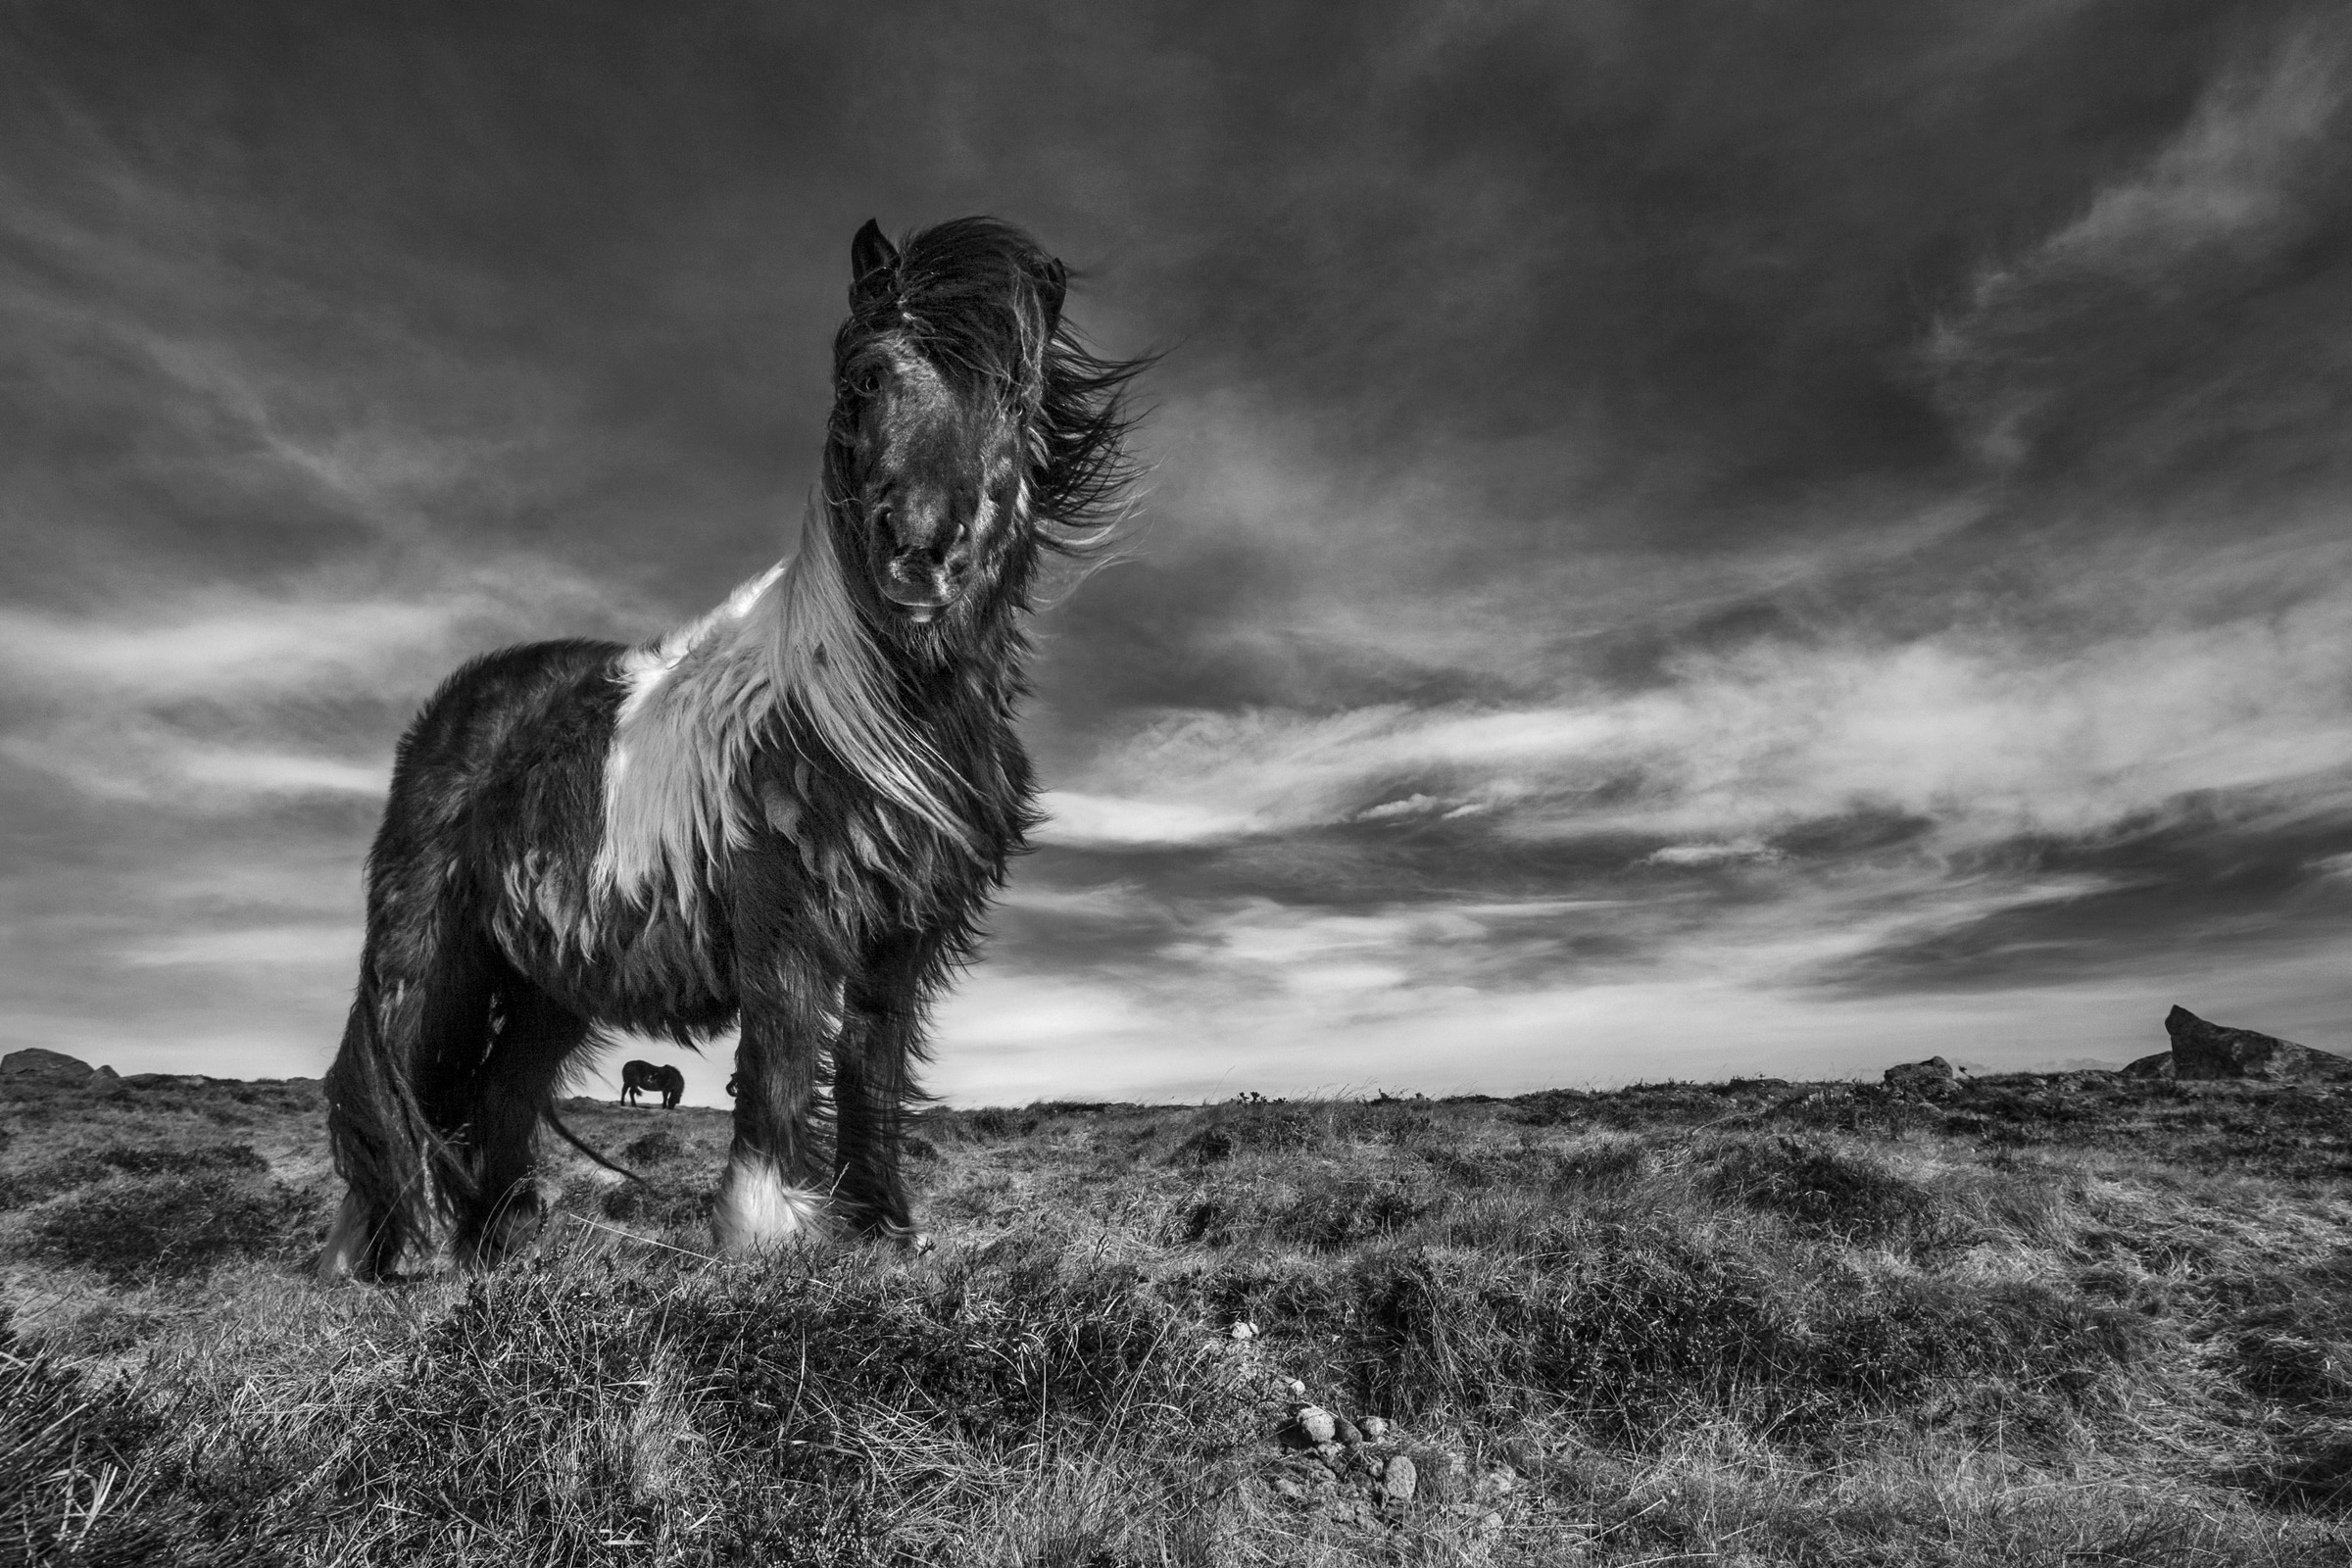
[0,1048,111,1086]
[1883,1056,1958,1097]
[2136,1006,2352,1084]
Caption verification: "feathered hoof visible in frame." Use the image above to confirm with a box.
[712,1157,834,1253]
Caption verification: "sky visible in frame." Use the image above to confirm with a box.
[3,0,2349,1104]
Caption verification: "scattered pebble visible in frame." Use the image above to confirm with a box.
[1382,1453,1418,1503]
[1297,1405,1338,1445]
[1230,1320,1258,1341]
[1281,1376,1307,1397]
[1361,1415,1390,1441]
[1333,1414,1364,1445]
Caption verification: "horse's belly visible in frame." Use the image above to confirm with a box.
[488,858,735,1034]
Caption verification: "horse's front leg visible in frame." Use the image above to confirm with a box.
[714,944,839,1252]
[833,930,944,1250]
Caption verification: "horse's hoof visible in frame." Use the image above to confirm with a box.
[461,1185,550,1270]
[317,1190,380,1285]
[878,1220,933,1254]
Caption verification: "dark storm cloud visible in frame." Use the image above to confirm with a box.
[3,0,2348,1094]
[1929,17,2352,493]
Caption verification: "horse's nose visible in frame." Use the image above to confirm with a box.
[896,528,966,569]
[890,495,973,572]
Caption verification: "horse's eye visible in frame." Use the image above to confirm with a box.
[852,371,881,400]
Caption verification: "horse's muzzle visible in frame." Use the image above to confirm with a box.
[881,555,968,620]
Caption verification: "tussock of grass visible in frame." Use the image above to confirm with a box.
[1701,1134,1953,1247]
[621,1128,689,1166]
[27,1169,309,1284]
[0,1141,267,1209]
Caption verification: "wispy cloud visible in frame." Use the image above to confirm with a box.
[0,560,645,808]
[1048,582,2352,853]
[120,923,361,969]
[1035,790,1259,848]
[0,562,626,698]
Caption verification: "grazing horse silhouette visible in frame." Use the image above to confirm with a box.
[318,217,1146,1279]
[620,1059,685,1109]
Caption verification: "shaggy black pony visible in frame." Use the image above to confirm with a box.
[619,1059,685,1110]
[318,217,1146,1279]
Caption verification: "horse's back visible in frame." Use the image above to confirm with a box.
[363,640,622,926]
[396,639,623,782]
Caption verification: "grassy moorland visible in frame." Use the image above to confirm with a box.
[3,1067,2350,1566]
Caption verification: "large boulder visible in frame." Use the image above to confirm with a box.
[1,1048,107,1086]
[2155,1006,2352,1083]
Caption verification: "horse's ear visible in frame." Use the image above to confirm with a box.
[1037,256,1068,332]
[851,220,899,310]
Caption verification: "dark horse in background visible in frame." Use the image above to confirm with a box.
[619,1059,685,1110]
[318,217,1146,1279]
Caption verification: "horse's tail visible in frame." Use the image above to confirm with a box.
[543,1104,646,1187]
[320,972,475,1279]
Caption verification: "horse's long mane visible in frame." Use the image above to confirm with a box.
[593,513,968,904]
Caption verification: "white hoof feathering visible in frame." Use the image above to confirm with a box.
[713,1158,832,1251]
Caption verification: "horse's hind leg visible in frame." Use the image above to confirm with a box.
[453,978,591,1269]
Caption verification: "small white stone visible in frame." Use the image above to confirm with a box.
[1230,1320,1258,1341]
[1360,1415,1390,1441]
[1297,1405,1338,1444]
[1381,1453,1418,1503]
[1281,1376,1307,1397]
